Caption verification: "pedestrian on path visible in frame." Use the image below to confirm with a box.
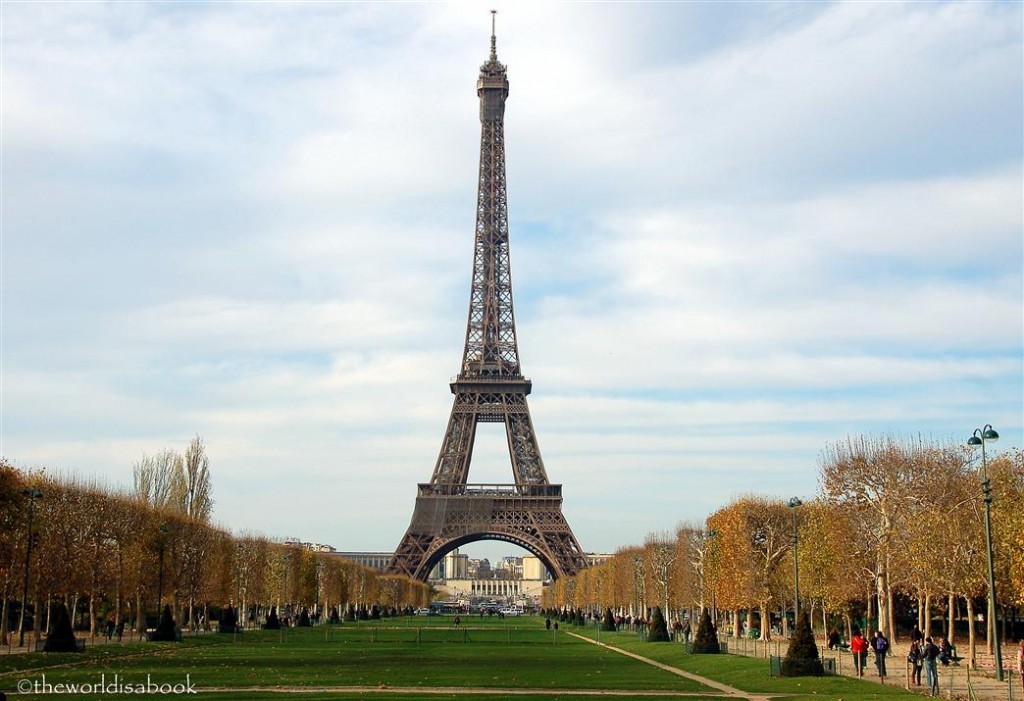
[872,630,889,682]
[908,640,923,686]
[850,627,868,677]
[923,635,940,697]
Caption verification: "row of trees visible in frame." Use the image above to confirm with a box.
[543,437,1023,669]
[0,443,430,644]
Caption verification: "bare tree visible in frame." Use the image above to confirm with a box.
[179,435,213,522]
[132,449,181,508]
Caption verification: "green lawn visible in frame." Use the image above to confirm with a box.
[0,617,925,700]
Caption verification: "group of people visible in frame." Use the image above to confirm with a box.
[849,624,1024,697]
[906,628,946,697]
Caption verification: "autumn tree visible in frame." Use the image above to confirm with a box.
[819,435,927,638]
[0,462,27,645]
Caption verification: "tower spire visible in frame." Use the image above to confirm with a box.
[490,9,497,61]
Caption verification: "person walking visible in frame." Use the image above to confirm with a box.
[908,639,923,686]
[850,627,869,677]
[923,635,940,697]
[872,630,889,682]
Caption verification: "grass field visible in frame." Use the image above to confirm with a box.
[0,616,926,700]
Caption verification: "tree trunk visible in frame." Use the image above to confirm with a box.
[887,587,895,640]
[966,596,976,668]
[876,560,889,637]
[759,602,770,640]
[947,593,956,644]
[923,593,932,638]
[0,595,8,646]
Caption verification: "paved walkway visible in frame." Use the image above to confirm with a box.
[725,635,1020,701]
[568,632,790,701]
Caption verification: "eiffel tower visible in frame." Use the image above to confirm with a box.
[387,15,587,582]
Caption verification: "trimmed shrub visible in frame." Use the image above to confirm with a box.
[601,608,616,632]
[782,611,824,676]
[263,606,282,630]
[218,605,238,633]
[691,608,721,654]
[43,602,81,652]
[648,606,670,642]
[297,608,311,627]
[150,604,178,642]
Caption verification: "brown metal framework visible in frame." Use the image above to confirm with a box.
[387,19,586,582]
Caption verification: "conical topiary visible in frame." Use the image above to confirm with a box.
[781,611,824,676]
[43,602,81,652]
[297,607,311,627]
[648,606,671,642]
[218,605,238,633]
[150,604,178,642]
[691,608,721,654]
[601,608,616,632]
[263,606,282,630]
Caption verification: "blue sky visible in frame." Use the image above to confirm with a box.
[2,1,1021,562]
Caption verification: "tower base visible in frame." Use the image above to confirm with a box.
[387,484,587,581]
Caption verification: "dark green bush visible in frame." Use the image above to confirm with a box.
[150,604,179,642]
[691,608,721,654]
[601,608,616,632]
[648,606,670,642]
[781,611,824,676]
[43,602,81,652]
[263,606,281,630]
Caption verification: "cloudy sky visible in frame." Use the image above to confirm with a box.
[3,1,1021,563]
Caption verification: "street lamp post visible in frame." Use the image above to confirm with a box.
[787,497,802,625]
[18,487,43,648]
[967,424,1001,681]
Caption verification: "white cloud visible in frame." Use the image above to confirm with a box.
[2,1,1020,556]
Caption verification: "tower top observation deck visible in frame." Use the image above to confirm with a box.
[478,11,508,121]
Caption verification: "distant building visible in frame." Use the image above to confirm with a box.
[320,549,610,579]
[284,538,338,553]
[329,551,393,571]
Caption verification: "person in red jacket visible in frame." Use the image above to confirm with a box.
[850,627,869,677]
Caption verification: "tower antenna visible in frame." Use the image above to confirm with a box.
[490,10,497,60]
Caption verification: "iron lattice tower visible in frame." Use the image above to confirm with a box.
[387,17,587,581]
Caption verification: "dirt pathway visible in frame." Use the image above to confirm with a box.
[566,632,789,701]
